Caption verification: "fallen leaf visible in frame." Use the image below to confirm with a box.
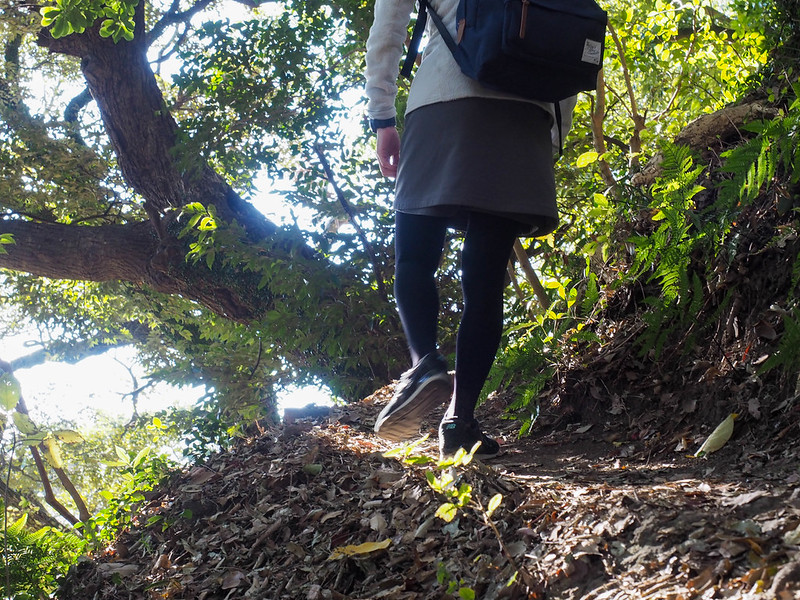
[321,510,343,523]
[693,413,737,457]
[414,517,435,539]
[784,524,800,546]
[682,396,698,413]
[186,467,217,486]
[328,538,391,560]
[97,563,139,577]
[754,320,778,340]
[303,463,323,476]
[151,554,171,572]
[221,569,247,589]
[369,513,387,533]
[748,397,762,420]
[722,490,766,507]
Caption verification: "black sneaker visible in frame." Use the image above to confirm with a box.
[374,353,451,442]
[439,417,500,459]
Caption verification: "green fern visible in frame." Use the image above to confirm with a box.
[759,307,800,376]
[0,509,83,599]
[719,110,799,208]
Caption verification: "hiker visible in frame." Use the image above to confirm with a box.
[366,0,576,458]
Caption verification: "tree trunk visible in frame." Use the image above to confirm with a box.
[0,3,356,325]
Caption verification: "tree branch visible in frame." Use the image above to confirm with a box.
[512,240,549,310]
[314,144,389,303]
[608,23,645,174]
[148,0,217,44]
[591,69,619,193]
[64,86,93,146]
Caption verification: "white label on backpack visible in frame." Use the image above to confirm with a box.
[581,39,602,65]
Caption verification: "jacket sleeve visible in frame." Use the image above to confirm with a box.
[365,0,417,120]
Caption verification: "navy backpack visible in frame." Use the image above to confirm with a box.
[401,0,608,103]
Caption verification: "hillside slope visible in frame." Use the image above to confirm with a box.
[55,100,800,599]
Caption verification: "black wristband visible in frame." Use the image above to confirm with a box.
[369,117,396,132]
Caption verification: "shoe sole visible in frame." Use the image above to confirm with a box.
[374,378,450,442]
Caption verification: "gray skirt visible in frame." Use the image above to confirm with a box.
[395,97,558,237]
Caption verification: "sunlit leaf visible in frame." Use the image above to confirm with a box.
[12,412,38,435]
[43,436,64,469]
[693,413,737,457]
[115,445,130,464]
[327,538,391,560]
[576,151,599,167]
[487,493,503,518]
[53,430,84,444]
[0,373,21,410]
[435,502,458,522]
[132,446,150,468]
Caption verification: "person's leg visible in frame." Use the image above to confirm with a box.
[447,212,519,422]
[393,211,448,364]
[373,211,451,441]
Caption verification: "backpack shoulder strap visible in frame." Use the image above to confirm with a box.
[401,0,429,78]
[401,0,460,78]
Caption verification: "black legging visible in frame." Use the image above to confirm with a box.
[394,211,519,421]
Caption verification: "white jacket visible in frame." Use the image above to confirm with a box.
[364,0,577,154]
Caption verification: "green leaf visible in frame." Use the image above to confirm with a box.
[53,429,84,444]
[21,433,47,446]
[303,463,323,475]
[40,5,61,25]
[459,588,476,600]
[435,502,458,522]
[576,151,599,168]
[13,412,38,435]
[132,446,151,468]
[43,436,64,469]
[115,445,130,464]
[50,17,73,38]
[486,493,503,517]
[405,455,434,465]
[7,514,28,536]
[0,373,21,410]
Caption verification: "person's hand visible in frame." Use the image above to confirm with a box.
[376,126,400,178]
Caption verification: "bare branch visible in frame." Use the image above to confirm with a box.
[608,23,645,173]
[148,0,217,44]
[64,86,93,146]
[512,240,549,311]
[591,69,619,192]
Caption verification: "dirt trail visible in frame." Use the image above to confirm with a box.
[56,387,800,600]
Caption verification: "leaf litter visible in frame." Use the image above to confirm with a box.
[55,386,800,599]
